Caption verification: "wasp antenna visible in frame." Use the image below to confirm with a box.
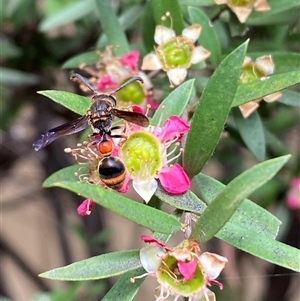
[112,76,144,94]
[70,73,95,93]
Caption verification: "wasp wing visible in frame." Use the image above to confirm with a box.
[112,109,149,127]
[33,115,89,151]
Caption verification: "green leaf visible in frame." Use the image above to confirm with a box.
[94,0,130,55]
[40,250,140,280]
[188,7,221,66]
[62,51,100,69]
[96,5,144,49]
[0,67,40,86]
[232,71,300,107]
[232,109,266,161]
[43,165,181,234]
[39,0,95,32]
[278,90,300,107]
[179,0,215,5]
[150,0,185,34]
[193,174,281,239]
[150,79,195,126]
[192,155,290,241]
[155,186,207,214]
[38,90,90,115]
[141,2,156,53]
[101,267,145,301]
[183,40,249,178]
[247,0,300,25]
[218,226,300,272]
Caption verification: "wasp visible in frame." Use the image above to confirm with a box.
[33,73,150,190]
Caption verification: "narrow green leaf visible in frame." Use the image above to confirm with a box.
[96,5,144,49]
[39,250,140,280]
[193,174,281,238]
[278,90,300,107]
[43,165,181,234]
[141,2,156,53]
[94,0,130,56]
[37,90,90,115]
[155,186,207,214]
[150,0,185,34]
[192,155,291,241]
[183,40,248,178]
[232,71,300,107]
[101,267,145,301]
[232,109,266,161]
[151,79,195,126]
[1,67,40,86]
[247,0,300,24]
[39,0,95,32]
[188,7,221,66]
[62,51,100,69]
[217,226,300,272]
[179,0,215,5]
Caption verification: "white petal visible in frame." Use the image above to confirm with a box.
[154,25,175,45]
[199,252,228,279]
[167,68,187,86]
[182,24,202,43]
[214,0,227,3]
[140,245,166,273]
[231,6,252,23]
[141,53,162,71]
[254,0,270,11]
[191,46,211,64]
[255,55,275,75]
[263,91,282,102]
[138,71,153,89]
[243,56,252,66]
[133,179,158,203]
[239,101,260,118]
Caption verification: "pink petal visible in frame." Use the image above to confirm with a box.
[120,50,140,72]
[131,105,145,114]
[140,235,171,251]
[158,116,190,142]
[291,177,300,189]
[77,199,94,216]
[159,164,190,194]
[97,75,118,91]
[177,257,197,280]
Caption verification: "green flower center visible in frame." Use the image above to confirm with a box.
[121,131,161,179]
[116,80,145,104]
[157,255,205,296]
[230,0,255,7]
[156,36,194,70]
[240,64,266,83]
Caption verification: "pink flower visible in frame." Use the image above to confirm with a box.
[97,75,118,91]
[120,50,140,72]
[132,236,228,301]
[286,177,300,210]
[77,199,94,216]
[120,115,190,202]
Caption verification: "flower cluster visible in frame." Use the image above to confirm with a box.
[65,107,191,209]
[132,236,228,301]
[79,47,157,108]
[238,55,281,118]
[142,24,211,87]
[214,0,270,23]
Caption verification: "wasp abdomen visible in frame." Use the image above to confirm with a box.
[98,157,126,190]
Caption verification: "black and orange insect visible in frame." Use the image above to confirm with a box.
[33,73,149,190]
